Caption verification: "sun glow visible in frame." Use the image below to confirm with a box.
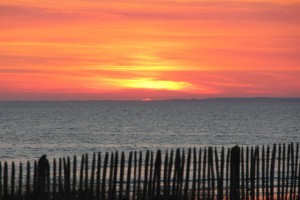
[142,98,152,102]
[109,78,192,91]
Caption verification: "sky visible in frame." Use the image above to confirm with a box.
[0,0,300,100]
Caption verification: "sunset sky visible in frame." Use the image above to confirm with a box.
[1,0,300,100]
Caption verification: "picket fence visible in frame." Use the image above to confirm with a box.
[0,143,299,200]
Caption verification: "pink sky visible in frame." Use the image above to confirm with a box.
[1,0,300,100]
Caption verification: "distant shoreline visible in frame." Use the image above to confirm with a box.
[1,97,300,102]
[163,97,300,103]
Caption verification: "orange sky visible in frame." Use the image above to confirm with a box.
[1,0,300,100]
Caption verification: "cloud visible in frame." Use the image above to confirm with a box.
[1,0,300,27]
[0,68,42,74]
[159,70,300,97]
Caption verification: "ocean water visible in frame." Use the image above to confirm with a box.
[0,101,299,163]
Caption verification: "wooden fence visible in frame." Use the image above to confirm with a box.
[0,143,299,200]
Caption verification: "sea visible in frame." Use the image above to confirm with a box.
[0,99,299,163]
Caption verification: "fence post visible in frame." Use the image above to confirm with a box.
[4,162,8,199]
[230,145,240,200]
[38,155,49,200]
[18,162,23,198]
[0,162,2,197]
[11,162,15,198]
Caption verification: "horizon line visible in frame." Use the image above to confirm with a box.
[1,97,300,102]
